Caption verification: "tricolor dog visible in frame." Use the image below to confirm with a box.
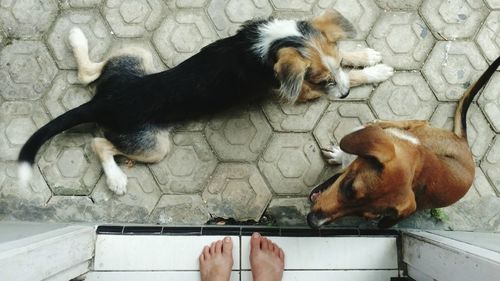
[308,56,500,228]
[18,10,393,195]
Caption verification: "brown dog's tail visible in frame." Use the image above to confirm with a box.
[454,56,500,138]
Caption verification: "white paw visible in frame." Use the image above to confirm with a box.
[333,69,350,98]
[363,64,394,83]
[68,27,87,49]
[365,48,382,65]
[322,144,345,165]
[105,165,128,195]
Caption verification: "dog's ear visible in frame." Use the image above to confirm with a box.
[339,126,395,164]
[274,48,310,103]
[311,9,356,42]
[378,196,417,228]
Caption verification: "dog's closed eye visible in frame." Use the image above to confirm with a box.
[340,177,355,200]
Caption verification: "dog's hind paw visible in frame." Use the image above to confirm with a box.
[365,48,382,66]
[322,144,345,165]
[106,167,128,195]
[68,27,88,49]
[363,64,394,83]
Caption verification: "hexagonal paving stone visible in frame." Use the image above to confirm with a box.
[258,133,325,195]
[149,132,217,194]
[60,0,103,8]
[367,12,435,70]
[202,163,271,220]
[208,0,273,37]
[420,0,488,40]
[271,0,315,12]
[479,73,500,133]
[313,0,380,40]
[38,133,101,195]
[374,0,422,10]
[205,105,272,161]
[485,0,500,9]
[0,41,57,101]
[422,41,488,101]
[44,196,98,222]
[168,0,209,9]
[430,103,495,162]
[0,161,51,205]
[472,167,498,197]
[92,164,162,221]
[476,11,500,63]
[262,97,328,132]
[0,101,51,161]
[370,72,437,120]
[313,102,375,150]
[149,194,210,224]
[103,0,167,38]
[152,10,218,68]
[44,71,93,119]
[481,136,500,195]
[0,0,58,39]
[336,41,375,100]
[47,10,112,69]
[266,197,310,226]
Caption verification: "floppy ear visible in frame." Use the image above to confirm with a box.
[339,126,395,164]
[311,9,356,42]
[378,196,417,228]
[274,47,310,103]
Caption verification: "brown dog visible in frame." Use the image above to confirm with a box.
[307,56,500,228]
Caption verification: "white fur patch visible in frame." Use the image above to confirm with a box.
[362,64,394,83]
[385,128,420,145]
[68,27,88,50]
[365,48,382,66]
[322,56,350,97]
[18,162,33,187]
[103,159,128,195]
[253,19,301,58]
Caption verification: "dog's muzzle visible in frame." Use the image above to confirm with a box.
[307,212,329,229]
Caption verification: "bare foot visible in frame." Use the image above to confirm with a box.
[250,232,285,281]
[200,237,234,281]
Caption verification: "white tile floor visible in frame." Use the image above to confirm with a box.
[87,234,400,281]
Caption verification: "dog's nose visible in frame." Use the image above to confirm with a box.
[339,89,350,99]
[307,212,327,229]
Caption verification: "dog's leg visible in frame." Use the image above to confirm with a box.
[340,49,382,67]
[68,27,106,84]
[92,137,128,195]
[348,64,394,87]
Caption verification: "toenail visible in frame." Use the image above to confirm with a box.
[252,232,261,238]
[224,237,231,243]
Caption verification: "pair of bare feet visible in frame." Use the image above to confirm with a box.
[199,232,285,281]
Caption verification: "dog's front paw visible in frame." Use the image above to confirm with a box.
[106,167,128,195]
[363,64,394,83]
[322,144,345,165]
[365,48,382,65]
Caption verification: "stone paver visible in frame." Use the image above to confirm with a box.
[202,163,272,220]
[367,12,435,70]
[422,41,488,101]
[149,132,217,194]
[47,10,112,69]
[103,0,167,38]
[208,0,273,37]
[420,0,488,40]
[262,97,328,132]
[313,102,375,150]
[258,133,325,195]
[149,194,210,224]
[370,72,437,120]
[0,0,58,39]
[38,133,101,195]
[0,41,57,101]
[478,73,500,133]
[0,101,50,161]
[476,11,500,63]
[313,0,380,40]
[205,106,272,161]
[0,0,499,230]
[152,10,218,68]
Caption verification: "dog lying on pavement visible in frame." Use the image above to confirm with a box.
[307,56,500,228]
[18,10,393,195]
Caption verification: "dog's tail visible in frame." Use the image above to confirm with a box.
[17,101,101,186]
[454,56,500,138]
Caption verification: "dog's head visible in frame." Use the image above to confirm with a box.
[273,9,356,103]
[307,126,418,229]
